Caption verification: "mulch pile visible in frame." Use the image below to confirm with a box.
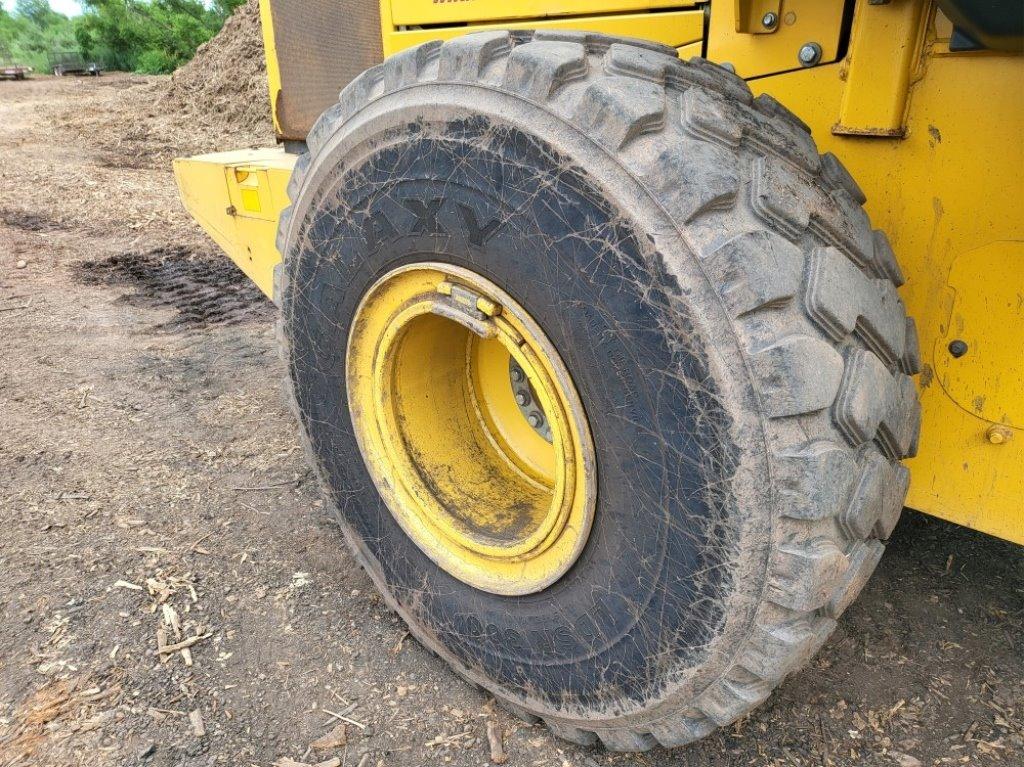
[54,0,275,168]
[160,0,273,144]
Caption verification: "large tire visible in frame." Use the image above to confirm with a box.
[275,31,921,751]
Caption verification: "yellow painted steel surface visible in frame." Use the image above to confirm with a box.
[258,0,284,136]
[708,1,849,78]
[346,264,596,594]
[388,0,688,27]
[380,6,704,57]
[834,0,929,136]
[172,147,295,299]
[175,0,1023,544]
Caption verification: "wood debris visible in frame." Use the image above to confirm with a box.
[274,758,341,767]
[486,720,507,764]
[158,632,211,655]
[322,707,365,730]
[189,708,206,737]
[309,722,347,750]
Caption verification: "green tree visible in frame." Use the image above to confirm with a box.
[0,1,76,71]
[76,0,246,73]
[1,1,248,76]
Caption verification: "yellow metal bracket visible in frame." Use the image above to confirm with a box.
[834,0,930,138]
[734,0,783,35]
[258,0,284,137]
[707,0,849,78]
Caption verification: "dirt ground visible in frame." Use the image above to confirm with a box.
[1,74,1021,767]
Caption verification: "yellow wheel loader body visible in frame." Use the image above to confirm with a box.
[173,0,1023,545]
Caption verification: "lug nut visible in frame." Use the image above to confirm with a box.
[762,12,778,29]
[515,392,529,406]
[528,413,543,428]
[511,368,524,383]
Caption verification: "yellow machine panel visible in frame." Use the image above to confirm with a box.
[379,7,704,59]
[173,147,296,299]
[708,1,850,78]
[174,0,1023,544]
[389,0,687,27]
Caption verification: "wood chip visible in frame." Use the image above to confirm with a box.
[156,628,168,664]
[189,708,205,738]
[322,708,365,730]
[309,722,347,750]
[486,720,507,764]
[890,753,923,767]
[392,631,409,655]
[113,580,143,591]
[158,633,211,654]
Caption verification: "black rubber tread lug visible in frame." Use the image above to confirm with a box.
[438,30,512,81]
[838,452,893,540]
[900,317,922,375]
[704,230,803,317]
[337,64,384,123]
[767,538,850,612]
[753,155,874,267]
[382,39,442,90]
[572,75,665,150]
[699,671,772,726]
[875,463,910,540]
[834,349,921,458]
[274,206,293,261]
[640,138,740,223]
[285,152,310,204]
[494,698,541,724]
[606,44,752,104]
[535,28,676,57]
[805,246,908,366]
[872,229,907,286]
[777,441,859,521]
[738,614,835,683]
[751,335,845,418]
[545,721,599,746]
[754,92,812,135]
[821,151,867,205]
[646,712,716,748]
[595,729,658,752]
[306,101,344,156]
[823,540,885,618]
[503,40,589,100]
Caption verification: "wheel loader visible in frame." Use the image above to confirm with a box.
[172,0,1023,751]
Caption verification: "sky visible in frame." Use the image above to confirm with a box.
[3,1,84,16]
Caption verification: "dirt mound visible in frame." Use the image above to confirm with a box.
[53,0,275,168]
[161,0,272,141]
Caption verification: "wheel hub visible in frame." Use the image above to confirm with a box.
[346,264,596,595]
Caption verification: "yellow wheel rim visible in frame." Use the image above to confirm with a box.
[346,264,596,595]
